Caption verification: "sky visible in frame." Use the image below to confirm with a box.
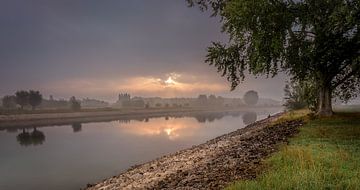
[0,0,287,102]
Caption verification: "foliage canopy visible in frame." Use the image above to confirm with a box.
[188,0,360,115]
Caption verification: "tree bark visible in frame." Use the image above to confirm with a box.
[317,85,333,116]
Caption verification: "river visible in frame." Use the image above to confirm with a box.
[0,108,281,190]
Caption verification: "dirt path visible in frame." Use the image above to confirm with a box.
[86,113,303,190]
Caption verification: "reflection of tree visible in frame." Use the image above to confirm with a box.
[195,116,207,123]
[242,112,257,125]
[230,112,241,117]
[118,119,130,124]
[194,113,226,123]
[17,129,32,146]
[16,128,45,147]
[31,128,46,145]
[72,123,82,133]
[6,128,18,133]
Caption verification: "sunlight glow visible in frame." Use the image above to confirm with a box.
[165,77,177,85]
[46,72,227,98]
[118,118,200,140]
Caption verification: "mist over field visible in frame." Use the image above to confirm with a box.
[0,0,288,102]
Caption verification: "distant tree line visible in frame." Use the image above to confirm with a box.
[196,94,225,107]
[2,90,42,110]
[1,90,81,111]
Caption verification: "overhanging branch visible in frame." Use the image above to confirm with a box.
[331,66,360,89]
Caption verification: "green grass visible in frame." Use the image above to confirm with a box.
[226,112,360,190]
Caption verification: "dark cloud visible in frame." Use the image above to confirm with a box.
[0,0,286,101]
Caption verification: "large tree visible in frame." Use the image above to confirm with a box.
[243,90,259,106]
[28,90,43,110]
[15,90,29,110]
[188,0,360,116]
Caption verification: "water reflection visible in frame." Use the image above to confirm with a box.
[0,109,279,190]
[116,112,255,140]
[230,112,241,117]
[118,118,199,140]
[7,111,262,146]
[16,128,45,146]
[242,112,257,125]
[72,123,82,133]
[193,112,226,123]
[6,128,18,133]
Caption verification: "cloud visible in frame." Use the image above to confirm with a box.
[44,72,228,101]
[0,1,288,101]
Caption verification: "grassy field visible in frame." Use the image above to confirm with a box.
[227,110,360,190]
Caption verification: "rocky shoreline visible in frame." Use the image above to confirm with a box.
[86,113,303,190]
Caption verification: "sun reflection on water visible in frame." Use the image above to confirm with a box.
[116,117,201,140]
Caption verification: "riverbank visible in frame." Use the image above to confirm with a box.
[227,111,360,189]
[0,107,280,128]
[85,112,304,190]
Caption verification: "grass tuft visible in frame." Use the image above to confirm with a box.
[226,112,360,190]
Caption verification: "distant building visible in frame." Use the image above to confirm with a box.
[118,93,130,102]
[113,93,145,108]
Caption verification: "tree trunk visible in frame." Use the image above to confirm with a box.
[317,85,333,116]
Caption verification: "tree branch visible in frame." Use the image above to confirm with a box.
[292,31,316,37]
[331,66,360,89]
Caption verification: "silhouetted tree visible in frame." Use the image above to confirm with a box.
[188,0,360,116]
[2,95,16,109]
[70,96,81,111]
[243,91,259,106]
[208,94,217,105]
[28,90,42,110]
[197,94,208,106]
[15,91,29,110]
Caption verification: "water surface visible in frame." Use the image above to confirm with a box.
[0,109,280,190]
